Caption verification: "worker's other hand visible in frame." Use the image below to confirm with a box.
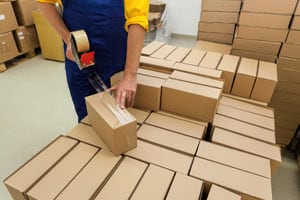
[65,36,75,62]
[110,73,137,109]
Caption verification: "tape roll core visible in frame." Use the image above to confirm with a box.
[71,30,90,53]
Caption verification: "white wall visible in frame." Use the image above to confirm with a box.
[162,0,202,36]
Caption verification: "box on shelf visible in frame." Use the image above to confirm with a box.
[14,25,39,53]
[12,0,38,26]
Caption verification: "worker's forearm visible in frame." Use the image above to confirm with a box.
[38,3,70,43]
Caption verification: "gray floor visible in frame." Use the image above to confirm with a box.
[0,36,299,200]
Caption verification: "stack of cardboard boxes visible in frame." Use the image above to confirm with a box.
[198,0,242,44]
[231,0,297,62]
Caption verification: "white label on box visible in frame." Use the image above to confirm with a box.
[18,32,24,36]
[19,36,25,40]
[0,15,5,21]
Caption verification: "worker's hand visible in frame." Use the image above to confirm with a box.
[65,36,75,62]
[110,73,137,109]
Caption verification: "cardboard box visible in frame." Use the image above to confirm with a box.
[150,44,177,59]
[27,142,98,200]
[32,11,64,61]
[270,100,300,114]
[165,47,191,62]
[202,0,241,12]
[56,149,121,200]
[198,32,233,45]
[139,56,175,73]
[0,2,18,34]
[231,49,277,63]
[95,157,147,200]
[280,43,300,59]
[182,49,206,66]
[276,81,300,95]
[236,26,288,43]
[291,15,300,30]
[85,92,137,156]
[166,173,203,200]
[212,127,282,175]
[217,55,239,94]
[201,11,239,23]
[190,157,272,200]
[238,12,291,29]
[110,70,123,87]
[142,40,165,56]
[286,30,300,45]
[251,61,277,103]
[207,185,241,200]
[134,74,165,111]
[127,107,151,124]
[222,93,269,107]
[161,78,222,122]
[217,104,275,130]
[194,40,232,55]
[231,58,258,98]
[172,63,222,79]
[13,25,39,53]
[145,112,206,139]
[213,114,276,144]
[138,124,199,155]
[0,31,19,63]
[199,51,222,69]
[272,90,300,106]
[131,164,174,200]
[277,56,300,71]
[12,0,38,26]
[198,22,236,34]
[242,0,297,15]
[138,68,169,79]
[126,140,193,174]
[295,2,300,15]
[232,38,281,55]
[4,136,78,200]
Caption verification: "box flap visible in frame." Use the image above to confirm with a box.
[166,47,191,62]
[217,54,239,73]
[258,61,277,81]
[151,45,177,59]
[182,49,206,65]
[207,185,241,200]
[199,51,222,69]
[238,58,258,76]
[142,41,165,56]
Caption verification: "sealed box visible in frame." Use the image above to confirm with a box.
[165,47,191,62]
[198,31,233,45]
[12,0,38,26]
[14,25,39,53]
[199,22,236,34]
[231,49,277,63]
[4,136,78,200]
[142,40,165,56]
[201,11,239,23]
[287,30,300,45]
[161,78,222,122]
[231,58,258,98]
[250,61,277,103]
[207,185,241,200]
[242,0,297,15]
[151,44,177,59]
[217,54,239,94]
[280,43,300,59]
[202,0,241,12]
[85,92,137,156]
[199,51,222,69]
[0,2,18,34]
[182,49,206,66]
[0,32,19,63]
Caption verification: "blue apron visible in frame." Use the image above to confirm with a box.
[62,0,127,122]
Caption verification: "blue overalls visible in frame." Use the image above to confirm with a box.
[62,0,127,122]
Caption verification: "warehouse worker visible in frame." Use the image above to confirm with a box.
[37,0,149,122]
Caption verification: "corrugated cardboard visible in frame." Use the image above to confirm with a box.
[287,30,300,45]
[272,90,300,106]
[194,40,232,55]
[202,0,241,12]
[201,11,239,23]
[231,49,277,63]
[238,12,291,29]
[277,56,300,71]
[4,136,78,200]
[139,56,175,73]
[131,164,174,200]
[127,107,151,124]
[161,78,221,122]
[197,140,271,178]
[213,114,276,144]
[166,173,203,200]
[32,11,64,61]
[291,16,300,30]
[95,157,147,200]
[138,68,169,79]
[207,185,241,200]
[85,92,137,156]
[198,32,233,45]
[169,70,224,89]
[56,149,121,200]
[199,51,222,69]
[165,47,191,62]
[233,38,281,55]
[142,40,165,56]
[145,113,206,139]
[212,127,282,175]
[138,124,199,155]
[280,43,300,59]
[126,140,193,174]
[198,22,236,34]
[190,157,272,200]
[151,44,177,59]
[217,55,239,93]
[134,74,165,111]
[222,93,269,106]
[14,25,39,53]
[237,26,288,43]
[182,49,206,66]
[172,63,222,79]
[231,58,258,98]
[12,0,38,26]
[0,32,19,63]
[27,143,98,200]
[242,0,297,15]
[276,81,300,95]
[0,2,18,34]
[251,61,277,103]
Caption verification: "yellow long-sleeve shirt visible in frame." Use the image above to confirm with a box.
[37,0,149,32]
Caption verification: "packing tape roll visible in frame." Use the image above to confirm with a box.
[71,30,90,53]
